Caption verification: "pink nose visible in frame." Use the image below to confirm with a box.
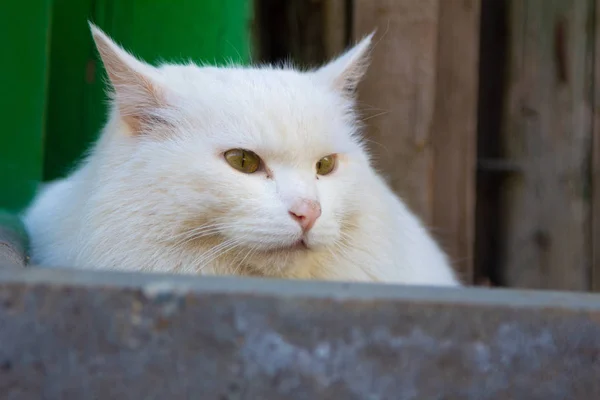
[288,199,321,232]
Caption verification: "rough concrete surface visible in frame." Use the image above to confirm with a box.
[0,268,599,399]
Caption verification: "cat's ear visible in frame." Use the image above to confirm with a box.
[89,22,168,134]
[314,32,375,96]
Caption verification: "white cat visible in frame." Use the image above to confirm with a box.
[23,24,460,286]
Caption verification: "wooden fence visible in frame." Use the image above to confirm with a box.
[257,0,600,292]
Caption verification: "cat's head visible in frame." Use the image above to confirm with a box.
[89,24,375,276]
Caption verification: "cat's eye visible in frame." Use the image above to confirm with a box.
[316,155,337,176]
[224,149,261,174]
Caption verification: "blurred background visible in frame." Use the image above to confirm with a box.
[1,0,598,292]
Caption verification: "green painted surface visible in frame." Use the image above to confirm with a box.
[0,2,52,212]
[44,0,253,181]
[0,0,253,210]
[43,0,97,183]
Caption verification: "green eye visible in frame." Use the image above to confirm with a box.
[316,154,336,176]
[224,149,261,173]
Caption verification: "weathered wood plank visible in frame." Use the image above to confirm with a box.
[593,0,600,292]
[323,0,348,57]
[502,0,593,290]
[255,0,349,66]
[353,0,480,283]
[353,0,440,220]
[430,0,481,283]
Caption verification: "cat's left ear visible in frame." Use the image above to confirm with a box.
[314,32,375,96]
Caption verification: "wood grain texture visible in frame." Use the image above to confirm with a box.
[593,0,600,292]
[255,0,349,66]
[430,0,480,283]
[502,0,593,290]
[353,0,440,221]
[323,0,348,57]
[353,0,480,282]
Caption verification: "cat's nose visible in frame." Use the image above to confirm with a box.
[288,199,321,232]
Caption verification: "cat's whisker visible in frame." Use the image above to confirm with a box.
[228,242,250,269]
[189,238,233,263]
[169,228,220,245]
[171,229,226,249]
[361,110,390,122]
[167,222,245,248]
[166,227,219,243]
[194,236,253,271]
[193,239,239,266]
[234,244,260,275]
[203,242,247,271]
[328,234,353,263]
[170,223,294,249]
[169,221,236,238]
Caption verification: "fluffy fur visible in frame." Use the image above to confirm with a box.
[23,25,460,286]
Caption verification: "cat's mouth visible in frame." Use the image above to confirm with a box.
[294,239,309,250]
[263,239,309,254]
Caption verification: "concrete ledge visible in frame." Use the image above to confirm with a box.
[1,268,600,399]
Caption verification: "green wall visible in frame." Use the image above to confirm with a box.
[0,1,52,212]
[0,0,253,212]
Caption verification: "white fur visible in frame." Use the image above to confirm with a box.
[23,25,460,286]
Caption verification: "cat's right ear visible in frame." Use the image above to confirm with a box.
[89,23,168,134]
[313,32,375,97]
